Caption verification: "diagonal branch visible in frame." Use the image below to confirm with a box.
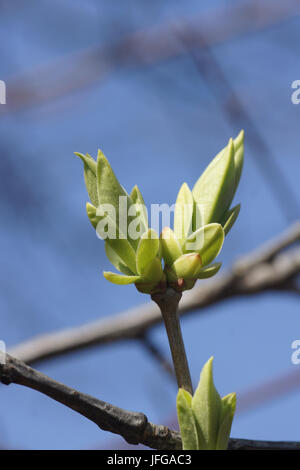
[1,353,300,450]
[9,222,300,366]
[0,353,180,450]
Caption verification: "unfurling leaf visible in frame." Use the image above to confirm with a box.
[184,223,224,267]
[103,271,140,285]
[75,153,98,206]
[192,139,235,225]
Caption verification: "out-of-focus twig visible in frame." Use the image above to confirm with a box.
[2,0,300,113]
[138,333,175,379]
[176,25,300,222]
[9,222,300,365]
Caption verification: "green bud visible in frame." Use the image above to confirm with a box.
[174,182,194,246]
[160,227,183,266]
[184,223,224,267]
[75,152,98,206]
[177,357,236,450]
[170,253,202,279]
[136,229,160,277]
[130,184,148,236]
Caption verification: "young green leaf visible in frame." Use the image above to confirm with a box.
[192,357,222,450]
[192,139,235,225]
[106,238,137,274]
[96,150,138,249]
[184,223,224,267]
[75,152,98,206]
[105,242,135,276]
[130,185,148,235]
[221,204,241,235]
[216,393,236,450]
[177,389,199,450]
[174,183,194,246]
[197,262,222,279]
[103,271,140,285]
[136,229,159,276]
[160,227,183,266]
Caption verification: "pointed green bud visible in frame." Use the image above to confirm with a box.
[130,184,148,235]
[136,229,160,277]
[168,253,202,281]
[160,227,183,266]
[177,358,236,450]
[174,183,194,246]
[192,139,235,225]
[192,357,222,450]
[75,152,98,206]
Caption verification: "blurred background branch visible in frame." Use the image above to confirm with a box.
[10,222,300,365]
[2,0,300,113]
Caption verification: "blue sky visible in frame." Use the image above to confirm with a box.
[0,0,299,449]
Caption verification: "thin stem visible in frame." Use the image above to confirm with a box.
[152,288,193,395]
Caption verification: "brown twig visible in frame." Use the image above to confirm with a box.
[1,353,300,450]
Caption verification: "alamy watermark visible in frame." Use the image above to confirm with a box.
[291,80,300,104]
[0,340,6,364]
[0,80,6,104]
[291,340,300,365]
[95,198,205,250]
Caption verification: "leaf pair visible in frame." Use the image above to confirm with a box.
[76,151,165,292]
[177,357,236,450]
